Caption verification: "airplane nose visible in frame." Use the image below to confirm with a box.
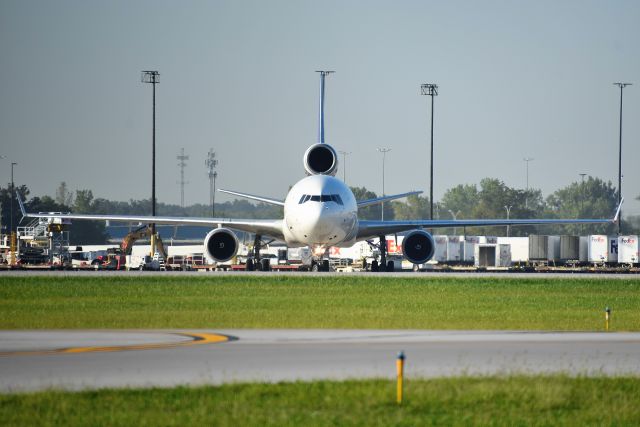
[299,204,336,242]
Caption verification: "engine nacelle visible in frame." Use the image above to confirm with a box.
[204,228,239,263]
[303,143,338,176]
[402,230,435,264]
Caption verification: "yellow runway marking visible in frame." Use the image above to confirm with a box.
[0,332,231,357]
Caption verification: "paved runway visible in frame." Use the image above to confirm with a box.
[1,330,640,392]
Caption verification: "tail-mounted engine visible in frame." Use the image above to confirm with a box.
[402,230,435,264]
[204,228,239,262]
[303,143,338,176]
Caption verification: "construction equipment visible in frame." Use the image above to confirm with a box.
[120,225,168,259]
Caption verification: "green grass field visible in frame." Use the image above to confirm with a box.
[1,275,639,330]
[2,377,639,426]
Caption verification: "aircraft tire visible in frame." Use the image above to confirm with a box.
[386,261,394,272]
[322,260,330,272]
[371,260,379,272]
[261,258,270,271]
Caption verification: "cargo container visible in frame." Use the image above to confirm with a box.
[497,244,512,267]
[608,237,618,263]
[462,236,480,263]
[446,236,462,263]
[480,236,498,244]
[433,235,448,262]
[529,235,548,261]
[496,237,529,263]
[618,235,639,264]
[474,244,511,267]
[547,236,560,263]
[579,236,589,263]
[587,235,608,263]
[559,235,580,262]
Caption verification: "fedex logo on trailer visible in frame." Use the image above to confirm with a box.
[621,238,636,244]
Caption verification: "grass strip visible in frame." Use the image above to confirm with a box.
[2,376,639,426]
[1,275,639,330]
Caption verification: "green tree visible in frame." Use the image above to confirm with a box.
[440,183,479,219]
[350,186,393,221]
[0,184,30,234]
[55,182,74,207]
[545,176,618,235]
[392,194,430,220]
[439,179,544,236]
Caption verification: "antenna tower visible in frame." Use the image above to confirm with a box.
[177,148,189,208]
[205,149,219,217]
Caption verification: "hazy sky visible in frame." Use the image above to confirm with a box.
[1,0,639,216]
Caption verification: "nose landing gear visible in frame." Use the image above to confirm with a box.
[311,259,330,272]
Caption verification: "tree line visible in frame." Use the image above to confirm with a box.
[1,176,638,244]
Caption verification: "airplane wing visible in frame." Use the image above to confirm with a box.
[357,199,623,239]
[17,195,285,240]
[357,191,423,208]
[218,189,285,206]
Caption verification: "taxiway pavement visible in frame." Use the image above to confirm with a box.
[1,330,639,392]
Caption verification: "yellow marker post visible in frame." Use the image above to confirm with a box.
[605,307,611,331]
[396,351,405,404]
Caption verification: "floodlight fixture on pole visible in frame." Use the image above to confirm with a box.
[504,205,513,237]
[613,82,632,235]
[377,147,391,221]
[142,70,159,255]
[206,149,219,217]
[448,209,461,235]
[315,71,334,144]
[339,150,351,183]
[421,83,438,220]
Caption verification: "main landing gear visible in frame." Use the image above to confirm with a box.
[245,234,274,271]
[369,235,395,272]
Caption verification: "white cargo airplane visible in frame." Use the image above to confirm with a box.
[19,72,622,271]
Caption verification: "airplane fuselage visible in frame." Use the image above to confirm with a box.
[283,175,358,253]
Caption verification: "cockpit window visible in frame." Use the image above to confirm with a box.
[298,194,344,206]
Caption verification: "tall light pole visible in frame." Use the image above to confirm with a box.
[377,147,391,220]
[579,173,587,235]
[523,157,534,209]
[339,150,350,183]
[504,205,512,237]
[142,70,160,254]
[206,149,219,217]
[421,84,438,219]
[10,162,16,236]
[0,155,6,235]
[613,82,632,235]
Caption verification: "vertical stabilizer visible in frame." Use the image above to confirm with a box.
[316,71,334,144]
